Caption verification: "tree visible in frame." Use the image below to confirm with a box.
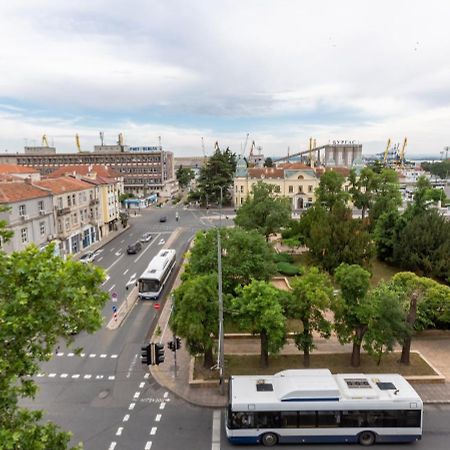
[332,263,372,367]
[315,171,349,210]
[0,242,108,449]
[362,282,409,365]
[264,157,274,168]
[299,203,374,272]
[234,181,291,241]
[373,208,402,262]
[368,168,402,228]
[392,208,450,281]
[285,267,334,367]
[348,167,378,220]
[232,280,286,367]
[176,165,195,189]
[185,227,275,295]
[192,145,236,206]
[170,274,218,368]
[410,176,447,212]
[421,160,450,180]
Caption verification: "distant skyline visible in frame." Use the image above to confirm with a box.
[1,1,450,158]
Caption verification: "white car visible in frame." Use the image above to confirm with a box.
[79,251,97,264]
[140,232,152,243]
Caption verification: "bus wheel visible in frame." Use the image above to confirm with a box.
[359,431,375,446]
[261,432,278,447]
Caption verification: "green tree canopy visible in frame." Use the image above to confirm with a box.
[234,181,292,241]
[185,227,275,295]
[192,145,236,206]
[264,157,274,167]
[315,170,349,210]
[0,242,108,449]
[232,280,286,367]
[349,167,378,220]
[176,165,195,189]
[285,267,334,367]
[421,160,450,180]
[170,274,218,368]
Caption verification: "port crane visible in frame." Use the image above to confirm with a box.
[41,134,49,147]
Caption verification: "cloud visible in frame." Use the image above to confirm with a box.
[0,1,450,156]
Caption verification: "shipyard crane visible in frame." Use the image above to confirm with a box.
[118,133,124,146]
[399,137,407,166]
[75,134,81,152]
[99,131,104,146]
[383,138,391,165]
[241,133,249,157]
[41,134,49,147]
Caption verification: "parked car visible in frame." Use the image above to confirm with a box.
[140,232,152,243]
[79,251,97,264]
[127,241,142,254]
[159,216,167,222]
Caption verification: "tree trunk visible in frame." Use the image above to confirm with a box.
[260,330,269,368]
[351,327,367,367]
[303,347,310,368]
[400,293,418,365]
[302,324,311,368]
[361,206,366,221]
[203,347,214,369]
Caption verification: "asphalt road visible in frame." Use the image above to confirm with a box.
[22,205,450,449]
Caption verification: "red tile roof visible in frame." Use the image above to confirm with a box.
[277,162,311,170]
[248,167,285,179]
[0,181,50,203]
[34,176,94,194]
[0,164,39,174]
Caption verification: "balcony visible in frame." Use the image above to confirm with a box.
[56,207,71,216]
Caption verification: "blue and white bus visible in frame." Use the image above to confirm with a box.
[226,369,423,446]
[138,249,176,300]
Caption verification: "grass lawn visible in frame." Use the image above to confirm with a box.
[194,352,436,381]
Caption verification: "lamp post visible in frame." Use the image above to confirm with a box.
[217,186,225,395]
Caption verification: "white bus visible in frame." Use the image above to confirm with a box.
[138,249,176,300]
[226,369,422,447]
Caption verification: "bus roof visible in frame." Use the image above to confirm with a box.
[139,249,176,280]
[230,369,422,410]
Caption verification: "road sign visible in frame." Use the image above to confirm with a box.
[112,305,117,313]
[154,303,160,310]
[111,292,118,302]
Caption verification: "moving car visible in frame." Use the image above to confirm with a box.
[79,251,97,264]
[159,216,167,222]
[127,241,142,254]
[140,232,152,243]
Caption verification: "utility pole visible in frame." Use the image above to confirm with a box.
[217,186,225,395]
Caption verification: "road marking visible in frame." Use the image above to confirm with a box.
[163,391,168,398]
[60,373,68,378]
[155,414,161,422]
[110,247,115,252]
[144,373,150,379]
[212,410,221,450]
[67,352,74,357]
[123,268,129,275]
[145,442,152,450]
[108,285,115,292]
[115,251,121,256]
[108,442,116,450]
[150,427,157,435]
[159,402,165,410]
[105,254,124,272]
[96,375,104,379]
[100,354,107,358]
[111,354,118,359]
[80,353,85,357]
[57,352,64,356]
[120,239,125,243]
[84,374,92,379]
[139,382,145,389]
[48,373,56,378]
[37,373,45,377]
[102,275,110,285]
[123,414,130,422]
[89,353,96,358]
[129,403,135,410]
[97,256,103,262]
[133,391,140,399]
[115,427,123,436]
[134,233,160,263]
[108,375,115,380]
[72,374,80,379]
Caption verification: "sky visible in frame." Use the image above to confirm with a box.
[0,1,449,159]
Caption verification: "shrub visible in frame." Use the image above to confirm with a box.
[273,252,294,264]
[276,261,300,276]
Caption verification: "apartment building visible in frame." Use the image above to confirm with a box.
[0,179,55,253]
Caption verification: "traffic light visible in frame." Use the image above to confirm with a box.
[176,337,181,350]
[168,340,175,352]
[141,344,151,366]
[154,342,165,365]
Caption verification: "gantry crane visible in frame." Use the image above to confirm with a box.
[383,138,391,165]
[399,137,407,167]
[75,134,81,152]
[41,134,49,147]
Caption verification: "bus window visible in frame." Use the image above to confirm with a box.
[281,411,298,428]
[298,411,316,428]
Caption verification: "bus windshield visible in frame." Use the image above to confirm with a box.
[139,279,160,293]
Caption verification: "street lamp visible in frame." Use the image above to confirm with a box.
[217,186,225,395]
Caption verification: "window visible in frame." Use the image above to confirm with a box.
[281,411,298,428]
[308,185,313,193]
[58,197,63,209]
[65,217,70,229]
[298,185,303,193]
[274,185,281,193]
[67,195,71,206]
[72,194,76,205]
[240,185,244,193]
[72,213,78,225]
[21,228,28,243]
[38,200,44,212]
[317,411,340,427]
[298,411,316,428]
[40,221,45,235]
[19,204,26,216]
[288,185,293,193]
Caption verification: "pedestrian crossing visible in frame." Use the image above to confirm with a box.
[53,351,119,359]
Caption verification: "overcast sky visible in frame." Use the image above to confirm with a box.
[0,1,449,158]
